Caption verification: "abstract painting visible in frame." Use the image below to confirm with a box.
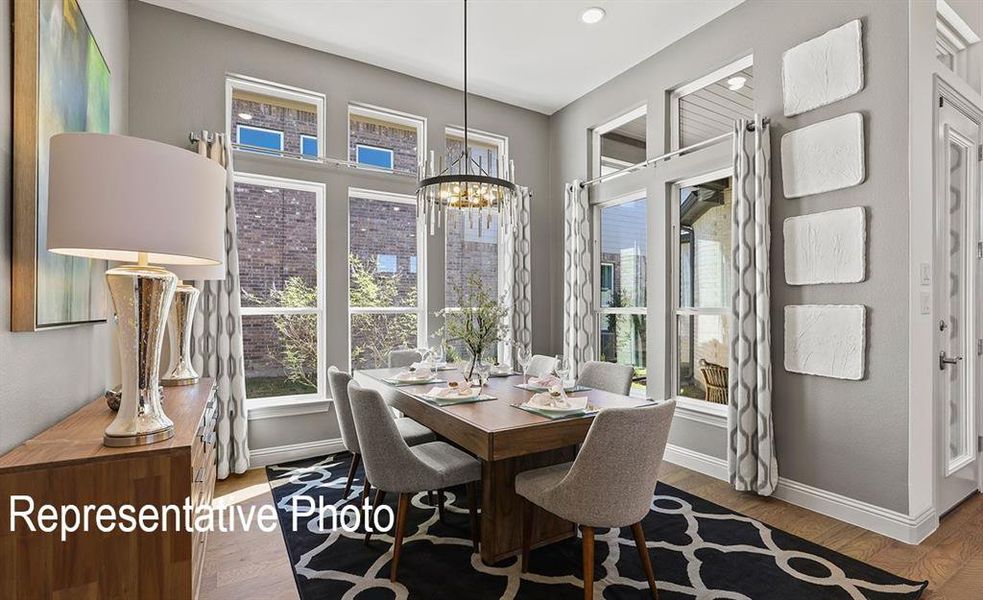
[12,0,110,330]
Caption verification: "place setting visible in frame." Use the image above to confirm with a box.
[514,352,592,393]
[414,362,498,406]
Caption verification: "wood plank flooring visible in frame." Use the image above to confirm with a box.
[199,462,982,600]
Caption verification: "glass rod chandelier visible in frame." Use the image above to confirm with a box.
[417,0,519,235]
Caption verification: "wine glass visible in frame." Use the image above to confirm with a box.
[554,354,571,388]
[516,346,532,385]
[430,344,445,368]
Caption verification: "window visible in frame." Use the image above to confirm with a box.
[937,0,980,79]
[591,106,646,179]
[236,125,284,152]
[355,144,395,170]
[672,173,732,404]
[670,56,753,150]
[441,127,509,360]
[237,174,325,404]
[349,103,426,175]
[595,193,647,395]
[300,134,318,157]
[227,74,325,158]
[349,189,424,370]
[446,127,508,177]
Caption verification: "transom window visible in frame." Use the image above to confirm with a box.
[594,192,647,395]
[226,75,325,158]
[592,106,646,179]
[349,189,425,370]
[672,172,732,405]
[237,174,325,405]
[349,103,426,175]
[670,56,753,150]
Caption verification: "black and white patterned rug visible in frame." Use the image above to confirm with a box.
[267,454,927,600]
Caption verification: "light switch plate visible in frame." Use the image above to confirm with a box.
[920,291,931,315]
[920,263,932,286]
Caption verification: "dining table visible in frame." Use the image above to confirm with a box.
[355,366,652,565]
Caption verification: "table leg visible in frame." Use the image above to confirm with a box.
[479,446,577,564]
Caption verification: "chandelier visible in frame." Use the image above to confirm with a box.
[417,0,518,234]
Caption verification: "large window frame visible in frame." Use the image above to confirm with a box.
[348,103,427,175]
[348,188,428,370]
[235,124,284,152]
[238,173,327,410]
[592,189,648,398]
[668,55,752,151]
[669,167,733,418]
[225,74,326,158]
[445,126,508,177]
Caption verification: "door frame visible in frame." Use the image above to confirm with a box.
[933,77,983,516]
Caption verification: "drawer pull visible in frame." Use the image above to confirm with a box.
[194,467,205,483]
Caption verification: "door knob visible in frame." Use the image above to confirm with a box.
[939,351,963,370]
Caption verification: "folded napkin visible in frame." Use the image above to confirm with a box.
[527,388,587,410]
[529,375,561,388]
[395,369,432,381]
[426,384,475,398]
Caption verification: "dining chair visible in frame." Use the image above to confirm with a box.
[577,360,635,395]
[327,367,436,501]
[347,381,482,582]
[388,348,423,368]
[527,354,558,378]
[515,400,676,600]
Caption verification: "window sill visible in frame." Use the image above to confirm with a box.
[671,396,727,428]
[246,396,332,421]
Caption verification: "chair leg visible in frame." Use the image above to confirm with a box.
[436,489,446,523]
[363,480,372,504]
[364,489,386,546]
[343,453,360,500]
[390,493,411,583]
[466,481,479,552]
[631,522,659,599]
[521,498,534,573]
[581,526,594,600]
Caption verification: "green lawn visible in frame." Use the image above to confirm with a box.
[245,376,315,399]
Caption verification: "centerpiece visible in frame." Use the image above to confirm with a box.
[436,274,509,380]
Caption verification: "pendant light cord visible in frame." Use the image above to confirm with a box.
[463,0,469,175]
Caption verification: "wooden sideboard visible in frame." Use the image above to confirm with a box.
[0,379,217,599]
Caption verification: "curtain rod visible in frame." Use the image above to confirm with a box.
[579,117,770,189]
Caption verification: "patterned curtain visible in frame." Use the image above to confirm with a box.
[502,186,533,367]
[728,116,778,495]
[563,181,594,379]
[190,132,250,479]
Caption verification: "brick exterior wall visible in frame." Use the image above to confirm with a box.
[349,115,419,174]
[231,96,317,154]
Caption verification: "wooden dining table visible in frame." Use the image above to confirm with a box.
[355,367,652,565]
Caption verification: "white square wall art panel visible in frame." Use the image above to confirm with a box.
[781,113,865,199]
[782,19,864,117]
[784,305,866,380]
[784,207,866,285]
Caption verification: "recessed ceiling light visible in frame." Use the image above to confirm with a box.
[580,7,605,24]
[263,188,277,194]
[726,76,747,91]
[238,112,253,120]
[393,206,401,211]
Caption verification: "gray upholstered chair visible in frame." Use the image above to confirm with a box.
[347,381,481,582]
[577,360,635,395]
[388,348,423,368]
[527,354,557,378]
[327,367,435,501]
[515,400,676,600]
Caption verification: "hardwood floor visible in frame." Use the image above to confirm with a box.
[200,462,983,600]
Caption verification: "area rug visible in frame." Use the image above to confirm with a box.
[266,453,927,600]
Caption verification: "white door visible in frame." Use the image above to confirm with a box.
[936,95,983,515]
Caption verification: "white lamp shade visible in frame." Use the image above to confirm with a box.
[47,133,226,266]
[169,261,227,282]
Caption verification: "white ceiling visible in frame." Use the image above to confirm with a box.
[140,0,743,115]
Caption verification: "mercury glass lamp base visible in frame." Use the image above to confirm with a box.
[162,283,201,387]
[104,425,174,447]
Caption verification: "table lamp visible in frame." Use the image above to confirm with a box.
[162,262,227,387]
[47,133,226,447]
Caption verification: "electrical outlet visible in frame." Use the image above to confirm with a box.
[920,263,932,286]
[920,291,931,315]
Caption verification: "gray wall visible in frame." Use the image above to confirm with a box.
[548,0,911,512]
[127,2,552,452]
[0,0,129,454]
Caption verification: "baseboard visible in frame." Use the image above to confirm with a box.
[662,444,938,545]
[249,438,346,467]
[664,443,729,480]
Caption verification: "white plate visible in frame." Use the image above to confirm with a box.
[391,374,437,384]
[525,395,588,414]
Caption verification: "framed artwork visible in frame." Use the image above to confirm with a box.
[12,0,111,331]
